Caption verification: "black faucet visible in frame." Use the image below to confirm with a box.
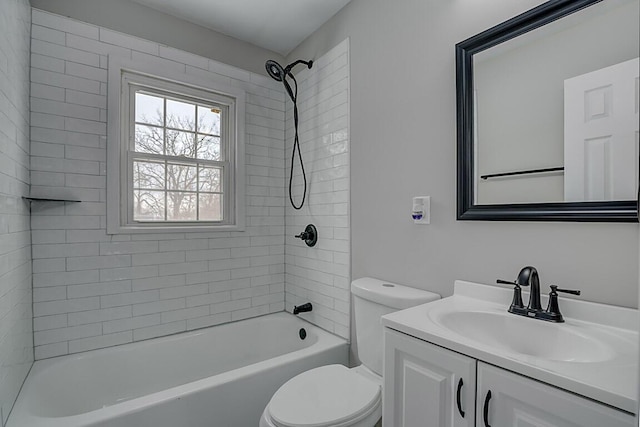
[498,266,580,323]
[516,266,542,312]
[293,303,312,315]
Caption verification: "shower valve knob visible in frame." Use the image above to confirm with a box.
[295,224,317,247]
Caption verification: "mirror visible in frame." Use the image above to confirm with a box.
[456,0,639,221]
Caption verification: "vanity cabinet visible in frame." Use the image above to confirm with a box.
[383,329,476,427]
[383,328,635,427]
[477,362,634,427]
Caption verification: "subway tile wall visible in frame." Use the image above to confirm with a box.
[0,0,33,424]
[29,9,287,359]
[284,40,350,339]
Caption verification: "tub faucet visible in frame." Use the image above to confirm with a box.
[293,303,312,315]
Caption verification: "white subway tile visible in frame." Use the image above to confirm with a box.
[210,298,251,314]
[33,314,68,332]
[133,321,185,341]
[102,314,160,334]
[66,255,130,271]
[161,306,209,323]
[99,265,158,282]
[131,251,185,266]
[33,286,67,302]
[186,291,230,308]
[31,39,100,67]
[33,323,101,345]
[65,62,108,82]
[186,312,230,331]
[30,53,65,73]
[133,298,185,316]
[99,29,159,55]
[68,306,131,326]
[34,342,68,359]
[34,297,99,317]
[159,283,208,300]
[69,331,132,353]
[66,33,131,58]
[158,261,207,276]
[100,290,158,308]
[159,46,208,69]
[32,10,99,39]
[67,280,132,299]
[33,270,99,288]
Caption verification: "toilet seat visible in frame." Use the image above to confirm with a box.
[267,364,381,427]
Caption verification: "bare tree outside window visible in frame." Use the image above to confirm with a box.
[132,92,224,222]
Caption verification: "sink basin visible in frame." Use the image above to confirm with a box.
[435,311,614,363]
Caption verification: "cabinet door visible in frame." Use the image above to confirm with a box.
[383,328,476,427]
[476,362,635,427]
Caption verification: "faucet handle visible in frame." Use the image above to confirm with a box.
[550,285,581,296]
[497,279,525,311]
[540,285,581,323]
[497,279,523,287]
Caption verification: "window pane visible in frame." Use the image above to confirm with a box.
[166,130,196,158]
[135,93,163,125]
[167,192,197,221]
[167,163,197,191]
[134,191,165,221]
[197,135,221,160]
[135,125,164,154]
[133,161,165,190]
[199,166,221,192]
[198,106,220,135]
[167,99,195,131]
[199,193,222,221]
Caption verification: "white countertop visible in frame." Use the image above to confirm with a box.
[381,280,639,414]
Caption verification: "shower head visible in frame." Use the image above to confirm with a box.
[265,60,285,82]
[265,59,313,82]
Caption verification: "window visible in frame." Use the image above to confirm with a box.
[107,58,245,233]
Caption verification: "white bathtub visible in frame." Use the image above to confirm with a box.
[8,312,348,427]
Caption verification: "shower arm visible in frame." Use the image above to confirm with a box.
[284,59,312,76]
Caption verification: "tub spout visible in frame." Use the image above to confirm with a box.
[293,303,312,315]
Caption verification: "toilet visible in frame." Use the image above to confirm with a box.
[259,277,440,427]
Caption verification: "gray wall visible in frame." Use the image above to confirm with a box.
[287,0,639,310]
[29,0,284,74]
[0,0,33,424]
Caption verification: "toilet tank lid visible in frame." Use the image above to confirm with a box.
[351,277,440,309]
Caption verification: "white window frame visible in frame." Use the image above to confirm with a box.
[107,56,245,234]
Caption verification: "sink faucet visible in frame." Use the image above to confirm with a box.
[515,266,542,312]
[498,266,581,323]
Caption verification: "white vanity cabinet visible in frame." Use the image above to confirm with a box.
[477,362,635,427]
[383,328,636,427]
[383,328,476,427]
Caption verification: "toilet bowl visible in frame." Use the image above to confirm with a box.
[259,278,440,427]
[259,365,381,427]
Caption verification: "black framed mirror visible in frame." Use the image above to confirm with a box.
[456,0,639,222]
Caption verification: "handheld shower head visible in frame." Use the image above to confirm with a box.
[265,59,313,83]
[265,60,285,82]
[264,57,314,211]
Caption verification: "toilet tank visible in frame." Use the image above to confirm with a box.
[351,278,440,375]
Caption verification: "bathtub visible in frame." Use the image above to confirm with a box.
[7,312,348,427]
